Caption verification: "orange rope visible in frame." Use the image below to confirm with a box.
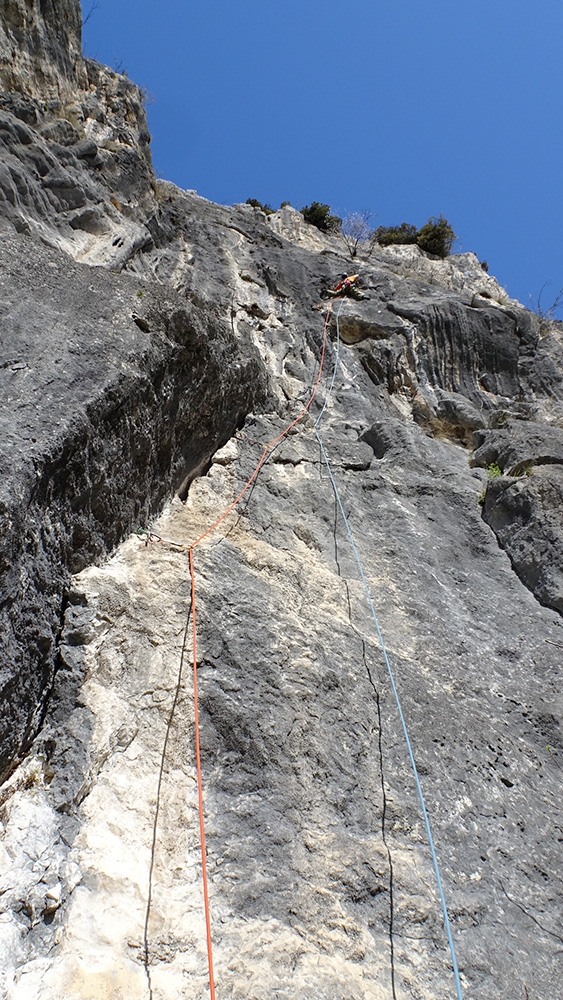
[167,301,333,1000]
[190,302,333,549]
[189,547,216,1000]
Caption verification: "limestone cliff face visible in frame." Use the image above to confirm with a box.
[0,0,155,260]
[0,0,86,98]
[1,6,563,1000]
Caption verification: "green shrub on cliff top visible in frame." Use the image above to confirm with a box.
[416,215,456,258]
[375,222,418,246]
[375,214,456,258]
[246,198,275,215]
[300,201,342,233]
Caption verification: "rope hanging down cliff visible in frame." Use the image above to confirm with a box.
[142,303,334,1000]
[142,297,463,1000]
[313,303,464,1000]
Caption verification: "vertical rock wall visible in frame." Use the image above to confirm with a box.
[0,6,562,999]
[0,233,266,777]
[0,0,86,99]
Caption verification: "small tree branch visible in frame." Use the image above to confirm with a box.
[83,2,100,28]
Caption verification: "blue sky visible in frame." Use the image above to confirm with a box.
[81,1,563,312]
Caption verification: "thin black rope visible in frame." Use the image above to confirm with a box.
[143,593,193,999]
[371,648,397,1000]
[333,496,397,999]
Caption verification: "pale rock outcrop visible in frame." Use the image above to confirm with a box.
[0,0,86,100]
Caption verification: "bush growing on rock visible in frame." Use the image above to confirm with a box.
[300,201,342,233]
[246,199,293,215]
[375,215,456,258]
[246,197,274,215]
[416,214,456,258]
[375,221,418,246]
[487,462,502,478]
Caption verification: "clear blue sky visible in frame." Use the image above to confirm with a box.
[81,0,563,313]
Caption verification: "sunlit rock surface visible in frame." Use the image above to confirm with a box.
[1,3,563,1000]
[0,0,86,100]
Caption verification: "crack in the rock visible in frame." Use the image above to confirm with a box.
[498,879,563,944]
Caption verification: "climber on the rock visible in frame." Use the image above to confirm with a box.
[325,273,368,300]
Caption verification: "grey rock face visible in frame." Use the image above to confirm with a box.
[1,184,562,1000]
[0,58,156,264]
[471,412,563,612]
[473,420,563,475]
[483,466,563,613]
[0,31,286,773]
[2,330,561,1000]
[0,0,156,264]
[0,6,563,1000]
[0,231,265,775]
[0,0,86,100]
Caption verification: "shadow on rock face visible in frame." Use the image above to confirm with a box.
[472,420,563,616]
[482,466,563,616]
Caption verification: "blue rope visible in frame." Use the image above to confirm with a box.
[314,301,463,1000]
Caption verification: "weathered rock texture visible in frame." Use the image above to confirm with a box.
[473,421,563,613]
[1,4,563,1000]
[0,0,86,99]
